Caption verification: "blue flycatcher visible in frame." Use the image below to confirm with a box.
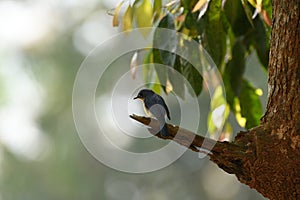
[134,89,171,136]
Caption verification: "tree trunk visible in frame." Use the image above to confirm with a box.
[226,0,300,199]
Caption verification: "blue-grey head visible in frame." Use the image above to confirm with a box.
[133,89,154,100]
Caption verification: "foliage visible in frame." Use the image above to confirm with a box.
[112,0,271,132]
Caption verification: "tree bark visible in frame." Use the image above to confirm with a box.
[131,1,300,199]
[211,0,300,198]
[215,0,300,198]
[246,0,300,199]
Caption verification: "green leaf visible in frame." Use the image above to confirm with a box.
[251,17,269,69]
[142,50,162,94]
[123,5,133,32]
[153,0,162,22]
[153,12,177,93]
[232,97,246,127]
[223,0,252,36]
[223,75,235,108]
[240,0,254,27]
[143,49,153,65]
[134,0,153,37]
[223,39,246,109]
[112,1,124,27]
[182,0,199,10]
[151,80,162,95]
[207,86,230,136]
[211,86,227,109]
[224,39,246,97]
[184,11,198,29]
[168,56,185,99]
[175,39,203,97]
[154,12,176,67]
[181,58,203,96]
[152,49,167,91]
[199,0,226,67]
[184,11,200,37]
[239,79,262,128]
[262,0,272,19]
[142,50,154,82]
[156,12,175,30]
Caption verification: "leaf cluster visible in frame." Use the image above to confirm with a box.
[112,0,272,130]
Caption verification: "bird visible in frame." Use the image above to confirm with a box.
[133,89,171,137]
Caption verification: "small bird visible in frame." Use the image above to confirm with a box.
[134,89,171,136]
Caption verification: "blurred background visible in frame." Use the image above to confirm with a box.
[0,0,267,199]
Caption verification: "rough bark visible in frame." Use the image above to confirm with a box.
[131,0,300,199]
[215,0,300,198]
[245,0,300,198]
[212,0,300,197]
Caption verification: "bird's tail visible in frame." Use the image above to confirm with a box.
[160,123,169,137]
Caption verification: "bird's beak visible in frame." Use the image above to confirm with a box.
[133,96,138,100]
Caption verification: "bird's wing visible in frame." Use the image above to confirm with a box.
[155,95,170,120]
[163,101,171,120]
[148,103,166,126]
[150,95,171,120]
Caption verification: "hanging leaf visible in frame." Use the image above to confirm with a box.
[181,58,203,96]
[239,79,262,128]
[262,0,272,25]
[247,0,257,8]
[134,0,153,37]
[142,50,162,94]
[143,50,152,82]
[199,0,226,67]
[222,39,246,109]
[123,5,133,32]
[153,0,162,22]
[153,49,167,92]
[153,12,177,67]
[165,79,173,93]
[192,0,207,13]
[224,0,252,36]
[130,51,138,79]
[251,17,269,69]
[168,56,185,99]
[224,39,246,96]
[241,0,254,27]
[151,80,162,95]
[153,12,177,93]
[207,86,230,137]
[182,0,200,10]
[255,0,262,13]
[198,0,210,19]
[262,10,271,26]
[192,0,211,19]
[112,1,124,27]
[232,97,247,127]
[184,11,200,37]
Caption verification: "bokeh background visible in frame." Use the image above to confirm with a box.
[0,0,268,199]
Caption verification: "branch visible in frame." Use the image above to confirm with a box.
[131,114,274,186]
[130,114,244,157]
